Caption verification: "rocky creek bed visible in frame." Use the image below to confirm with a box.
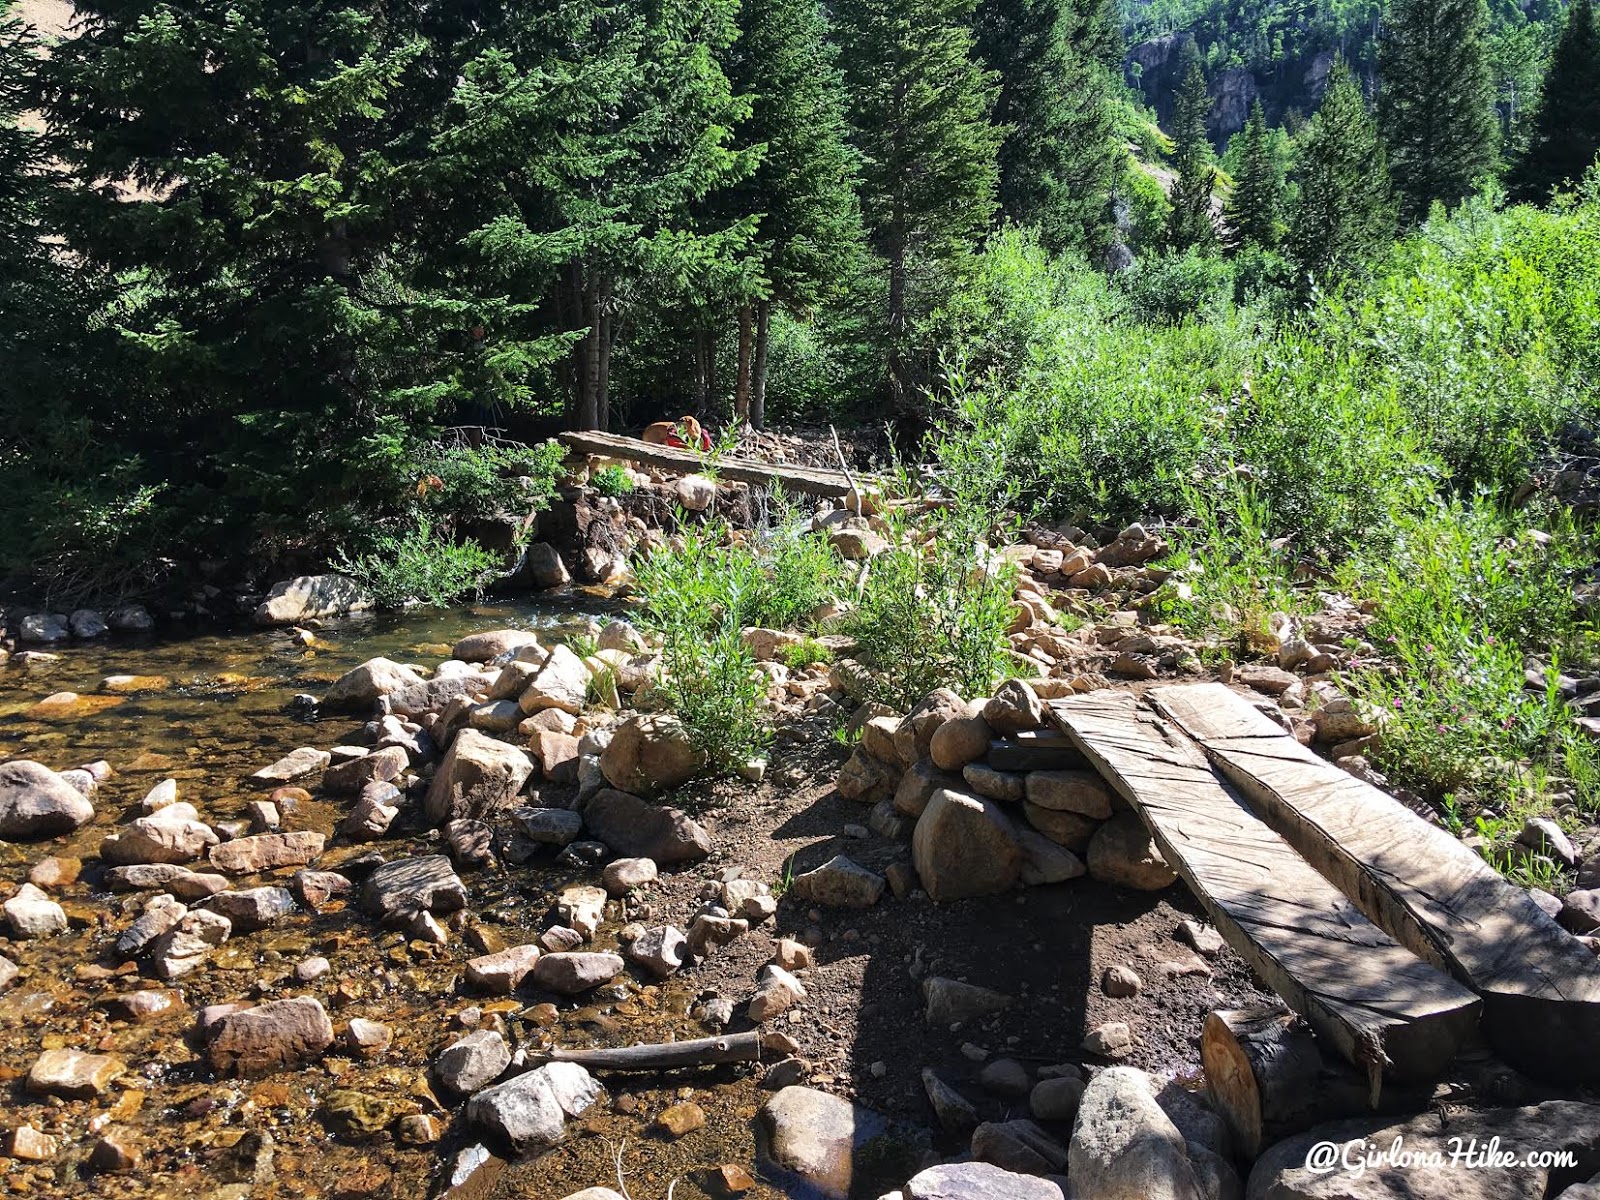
[3,516,1600,1200]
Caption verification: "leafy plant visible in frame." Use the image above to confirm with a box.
[333,518,499,609]
[589,464,636,498]
[779,636,835,669]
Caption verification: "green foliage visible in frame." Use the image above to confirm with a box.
[1512,0,1600,201]
[1165,59,1220,251]
[334,519,500,609]
[1225,100,1285,250]
[779,636,836,669]
[589,465,637,498]
[1345,500,1599,813]
[415,441,565,529]
[976,0,1122,255]
[1287,58,1397,286]
[1115,248,1236,323]
[1378,0,1500,223]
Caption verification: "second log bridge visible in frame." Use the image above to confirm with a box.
[559,430,878,501]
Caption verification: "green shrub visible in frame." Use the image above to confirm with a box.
[1115,248,1237,324]
[779,636,835,670]
[333,518,499,609]
[589,464,636,498]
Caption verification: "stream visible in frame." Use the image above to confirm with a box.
[0,598,793,1200]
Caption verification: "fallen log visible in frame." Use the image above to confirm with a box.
[528,1029,763,1072]
[560,429,878,500]
[1050,691,1480,1097]
[1153,681,1600,1086]
[1202,1005,1374,1158]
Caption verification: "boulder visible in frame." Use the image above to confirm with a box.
[322,658,425,709]
[515,806,584,847]
[208,830,324,874]
[1024,802,1099,852]
[930,716,994,772]
[1068,1067,1202,1200]
[983,680,1045,736]
[465,945,542,994]
[385,673,495,719]
[1017,828,1087,886]
[922,1069,981,1137]
[361,855,468,924]
[973,1119,1069,1175]
[626,925,687,978]
[1088,813,1177,890]
[912,788,1024,902]
[250,747,332,785]
[895,759,963,818]
[150,909,231,979]
[207,997,336,1074]
[453,629,542,663]
[894,689,968,766]
[675,473,717,511]
[254,574,371,626]
[556,885,607,940]
[202,887,295,933]
[70,609,108,639]
[425,728,534,825]
[4,882,67,938]
[581,789,712,864]
[792,855,885,908]
[837,748,897,803]
[518,643,590,716]
[114,895,187,957]
[532,729,581,783]
[1244,1100,1600,1200]
[0,762,96,839]
[1031,1076,1086,1124]
[520,542,571,589]
[103,804,219,866]
[601,857,658,896]
[435,1030,511,1096]
[923,976,1010,1026]
[760,1086,887,1200]
[963,763,1026,802]
[903,1162,1065,1200]
[1025,770,1114,818]
[322,745,408,793]
[20,613,70,643]
[108,605,155,633]
[466,1062,599,1155]
[342,783,401,842]
[532,952,624,995]
[26,1049,124,1099]
[599,714,707,796]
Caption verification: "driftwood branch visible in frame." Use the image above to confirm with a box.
[528,1030,763,1072]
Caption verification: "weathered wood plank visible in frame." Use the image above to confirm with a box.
[559,430,873,499]
[1152,681,1600,1084]
[1051,691,1480,1092]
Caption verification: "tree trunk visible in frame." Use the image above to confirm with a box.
[1202,1006,1373,1159]
[887,236,907,410]
[575,278,600,430]
[735,304,753,426]
[596,276,613,433]
[752,300,771,431]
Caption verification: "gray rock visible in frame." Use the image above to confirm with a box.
[1068,1067,1202,1200]
[107,605,155,633]
[1016,827,1087,885]
[203,887,295,933]
[435,1030,511,1096]
[1030,1076,1085,1123]
[514,807,584,847]
[962,763,1026,802]
[913,789,1023,902]
[19,613,69,644]
[792,855,885,908]
[1519,816,1579,868]
[250,747,331,785]
[385,673,495,719]
[759,1086,887,1200]
[625,925,687,979]
[361,855,468,924]
[254,574,372,626]
[0,762,96,839]
[322,658,425,710]
[466,1062,599,1155]
[895,760,963,818]
[1087,812,1177,890]
[972,1119,1069,1175]
[903,1162,1065,1200]
[979,1057,1032,1098]
[923,976,1011,1026]
[531,952,624,995]
[114,895,188,957]
[1024,770,1113,818]
[580,789,712,864]
[68,609,109,639]
[922,1068,980,1137]
[150,909,231,979]
[983,679,1045,736]
[4,883,67,938]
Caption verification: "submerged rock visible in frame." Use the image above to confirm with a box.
[362,855,469,924]
[207,996,336,1074]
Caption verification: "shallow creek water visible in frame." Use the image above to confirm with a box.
[0,599,795,1200]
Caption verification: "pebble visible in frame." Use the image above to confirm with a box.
[977,1057,1032,1098]
[296,956,332,982]
[5,1125,57,1162]
[26,1048,125,1098]
[1082,1021,1134,1058]
[654,1100,706,1138]
[1176,919,1225,956]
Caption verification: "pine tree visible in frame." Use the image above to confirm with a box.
[725,0,867,427]
[1378,0,1499,223]
[835,0,1004,404]
[1288,58,1397,283]
[1226,99,1284,249]
[1165,57,1219,251]
[975,0,1123,255]
[1512,0,1600,201]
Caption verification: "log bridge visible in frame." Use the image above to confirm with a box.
[1047,684,1600,1096]
[559,429,879,501]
